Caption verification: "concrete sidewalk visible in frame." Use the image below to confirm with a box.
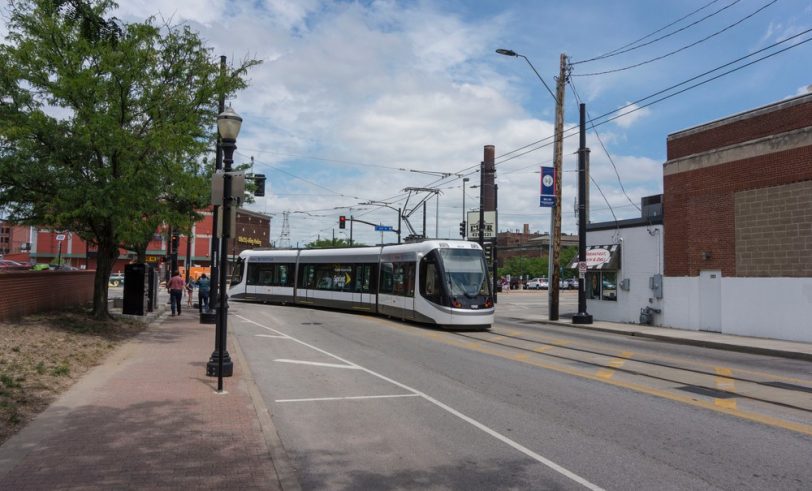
[0,307,297,490]
[510,313,812,362]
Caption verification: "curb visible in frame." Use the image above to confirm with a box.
[522,319,812,362]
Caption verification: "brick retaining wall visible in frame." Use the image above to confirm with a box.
[0,270,94,321]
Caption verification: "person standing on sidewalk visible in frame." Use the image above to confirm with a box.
[197,273,211,313]
[167,270,185,316]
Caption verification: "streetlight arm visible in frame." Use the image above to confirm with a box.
[496,49,557,103]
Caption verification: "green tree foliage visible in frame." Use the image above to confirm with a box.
[0,0,260,318]
[498,246,579,279]
[306,238,368,249]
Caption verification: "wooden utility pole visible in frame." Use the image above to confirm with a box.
[549,53,568,321]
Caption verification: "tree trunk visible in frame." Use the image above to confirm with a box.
[92,238,119,319]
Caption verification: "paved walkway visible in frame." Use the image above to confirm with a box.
[0,305,296,490]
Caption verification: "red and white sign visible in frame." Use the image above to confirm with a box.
[585,248,612,267]
[578,261,587,274]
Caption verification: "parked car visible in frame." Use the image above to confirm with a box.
[567,278,580,289]
[0,259,29,271]
[525,277,548,290]
[109,273,125,287]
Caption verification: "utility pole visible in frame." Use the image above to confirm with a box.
[573,102,593,324]
[549,53,568,321]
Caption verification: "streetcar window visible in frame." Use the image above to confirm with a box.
[391,262,415,297]
[380,263,393,294]
[420,255,442,304]
[230,257,245,286]
[300,264,317,289]
[438,248,490,298]
[354,264,373,293]
[247,263,294,287]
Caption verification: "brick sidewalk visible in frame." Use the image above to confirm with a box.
[0,310,286,490]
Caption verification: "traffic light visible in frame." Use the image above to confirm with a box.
[253,173,266,197]
[171,233,179,251]
[339,215,346,229]
[459,221,466,238]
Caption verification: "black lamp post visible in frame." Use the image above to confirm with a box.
[206,106,242,389]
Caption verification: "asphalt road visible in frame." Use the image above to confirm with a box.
[229,299,812,490]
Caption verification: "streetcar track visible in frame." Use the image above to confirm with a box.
[489,322,812,389]
[448,330,812,413]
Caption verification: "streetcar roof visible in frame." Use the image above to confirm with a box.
[239,240,483,263]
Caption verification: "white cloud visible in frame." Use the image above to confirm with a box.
[794,85,812,96]
[612,102,651,129]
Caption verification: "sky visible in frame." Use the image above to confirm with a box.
[6,0,812,246]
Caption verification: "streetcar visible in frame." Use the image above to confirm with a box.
[228,240,494,330]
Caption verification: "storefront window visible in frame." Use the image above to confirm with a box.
[586,271,617,302]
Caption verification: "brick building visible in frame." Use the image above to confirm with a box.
[0,208,272,274]
[661,92,812,342]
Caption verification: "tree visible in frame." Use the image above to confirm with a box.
[306,238,367,249]
[0,0,260,318]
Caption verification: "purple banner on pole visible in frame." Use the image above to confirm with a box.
[540,166,555,207]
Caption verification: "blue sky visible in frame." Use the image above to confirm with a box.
[8,1,812,246]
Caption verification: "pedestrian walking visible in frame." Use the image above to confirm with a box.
[186,277,194,307]
[167,270,185,316]
[197,273,211,313]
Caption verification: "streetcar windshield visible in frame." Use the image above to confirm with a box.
[438,248,490,298]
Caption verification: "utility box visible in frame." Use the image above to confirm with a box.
[123,263,148,315]
[649,274,663,299]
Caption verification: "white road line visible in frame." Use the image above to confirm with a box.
[274,359,360,369]
[235,314,603,491]
[276,394,421,403]
[255,334,290,339]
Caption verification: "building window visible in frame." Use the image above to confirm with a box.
[587,271,617,301]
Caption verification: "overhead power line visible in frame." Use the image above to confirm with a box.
[573,0,778,77]
[571,0,737,65]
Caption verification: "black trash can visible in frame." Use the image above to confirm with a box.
[123,263,148,315]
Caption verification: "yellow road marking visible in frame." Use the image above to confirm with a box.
[513,353,529,361]
[714,367,737,410]
[397,324,812,436]
[533,345,553,353]
[597,351,633,380]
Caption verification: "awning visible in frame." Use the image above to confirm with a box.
[569,244,621,270]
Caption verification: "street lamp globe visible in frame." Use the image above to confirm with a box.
[217,106,243,140]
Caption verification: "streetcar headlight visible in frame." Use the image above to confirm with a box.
[451,298,462,308]
[484,298,493,308]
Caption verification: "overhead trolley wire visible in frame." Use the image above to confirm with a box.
[572,0,778,77]
[576,27,812,128]
[571,0,738,65]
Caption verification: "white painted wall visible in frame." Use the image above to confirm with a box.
[586,225,664,324]
[662,276,812,343]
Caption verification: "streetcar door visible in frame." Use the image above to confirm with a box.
[353,264,373,312]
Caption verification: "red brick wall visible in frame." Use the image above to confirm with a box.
[664,144,812,276]
[0,270,94,321]
[667,100,812,160]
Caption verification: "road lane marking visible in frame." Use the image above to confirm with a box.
[274,359,360,369]
[597,351,634,380]
[256,334,290,339]
[382,321,812,437]
[276,394,420,403]
[715,367,737,410]
[236,314,604,491]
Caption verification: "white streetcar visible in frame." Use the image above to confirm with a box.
[228,240,494,330]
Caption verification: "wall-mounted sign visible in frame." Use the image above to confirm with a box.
[55,234,66,241]
[237,236,262,246]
